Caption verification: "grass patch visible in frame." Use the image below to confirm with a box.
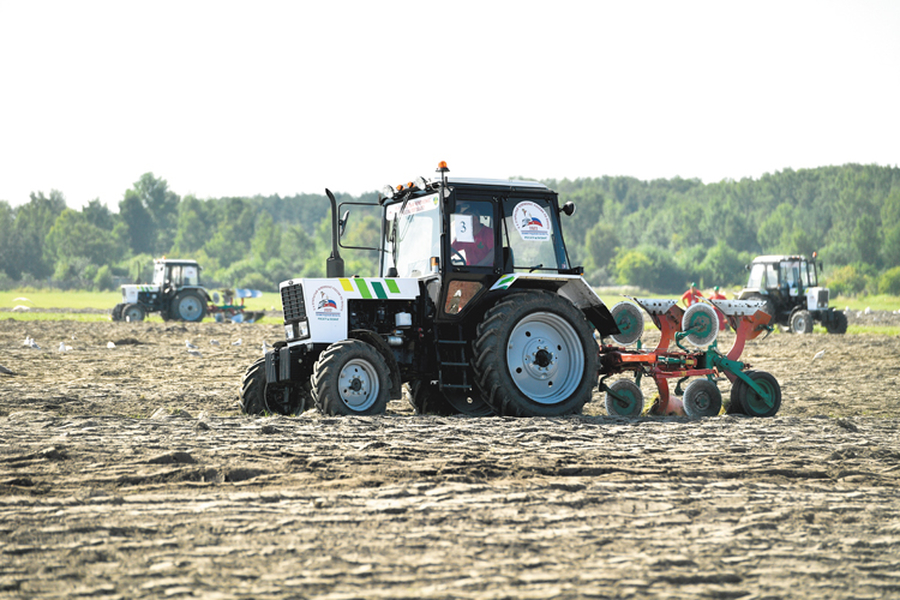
[0,288,277,323]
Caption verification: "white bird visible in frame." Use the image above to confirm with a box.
[57,342,71,352]
[232,339,242,346]
[864,307,871,315]
[210,339,220,346]
[813,350,825,360]
[23,336,40,349]
[12,305,30,312]
[107,341,116,349]
[185,340,199,349]
[187,350,203,358]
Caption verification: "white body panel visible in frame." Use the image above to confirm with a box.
[285,276,420,344]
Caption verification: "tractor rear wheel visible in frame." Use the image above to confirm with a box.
[604,378,644,417]
[123,303,145,322]
[682,378,723,418]
[240,356,309,415]
[311,339,391,416]
[790,310,814,334]
[407,380,461,415]
[171,290,207,322]
[473,291,597,417]
[732,370,781,417]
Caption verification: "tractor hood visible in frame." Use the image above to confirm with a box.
[121,284,160,304]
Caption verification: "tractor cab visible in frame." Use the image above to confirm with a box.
[377,164,583,323]
[153,259,202,294]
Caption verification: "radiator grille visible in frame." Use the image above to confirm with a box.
[281,283,306,323]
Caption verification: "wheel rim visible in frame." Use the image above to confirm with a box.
[606,380,643,417]
[337,358,380,411]
[743,376,776,416]
[178,296,203,319]
[506,312,584,405]
[793,314,809,333]
[125,307,142,321]
[684,380,721,417]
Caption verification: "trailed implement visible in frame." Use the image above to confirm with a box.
[599,298,781,418]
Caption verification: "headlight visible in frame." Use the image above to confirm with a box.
[285,319,310,340]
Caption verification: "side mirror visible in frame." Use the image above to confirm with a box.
[339,210,350,237]
[560,202,576,216]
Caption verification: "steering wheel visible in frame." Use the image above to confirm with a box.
[450,248,467,266]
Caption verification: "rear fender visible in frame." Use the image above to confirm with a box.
[489,273,619,336]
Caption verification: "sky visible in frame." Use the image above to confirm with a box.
[1,0,899,211]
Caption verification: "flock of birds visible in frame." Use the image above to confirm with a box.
[2,334,263,376]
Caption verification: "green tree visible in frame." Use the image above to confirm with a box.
[45,209,121,267]
[14,190,67,279]
[583,221,620,274]
[171,196,212,255]
[119,173,180,254]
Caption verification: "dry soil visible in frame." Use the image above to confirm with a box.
[1,315,899,599]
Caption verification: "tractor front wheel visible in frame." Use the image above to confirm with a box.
[473,291,597,417]
[790,310,814,334]
[240,356,310,415]
[171,291,208,322]
[826,310,848,334]
[311,340,391,416]
[122,303,145,322]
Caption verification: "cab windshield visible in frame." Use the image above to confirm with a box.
[382,193,441,277]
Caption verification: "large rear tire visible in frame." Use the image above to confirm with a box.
[407,380,462,416]
[171,290,207,322]
[311,339,391,416]
[240,356,310,415]
[473,291,598,417]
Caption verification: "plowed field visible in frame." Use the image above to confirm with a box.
[2,316,899,599]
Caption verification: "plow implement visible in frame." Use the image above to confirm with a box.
[599,298,781,418]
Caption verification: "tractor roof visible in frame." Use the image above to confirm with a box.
[446,177,553,193]
[751,254,810,264]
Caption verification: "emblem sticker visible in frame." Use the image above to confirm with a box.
[313,285,344,321]
[513,201,551,242]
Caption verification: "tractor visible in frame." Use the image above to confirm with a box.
[111,258,210,322]
[735,254,848,334]
[240,161,620,417]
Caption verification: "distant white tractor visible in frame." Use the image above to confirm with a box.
[111,259,210,322]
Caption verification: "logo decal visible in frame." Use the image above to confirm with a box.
[313,285,343,321]
[513,201,551,242]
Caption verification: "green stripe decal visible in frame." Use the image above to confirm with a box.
[385,279,400,294]
[371,281,388,299]
[356,279,372,299]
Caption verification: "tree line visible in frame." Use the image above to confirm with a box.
[1,164,899,296]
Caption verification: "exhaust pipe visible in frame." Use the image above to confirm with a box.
[325,189,344,278]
